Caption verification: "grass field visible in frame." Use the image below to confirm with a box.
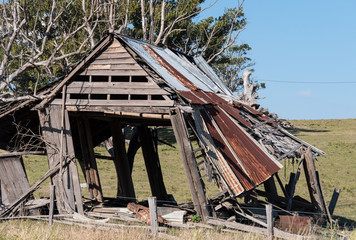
[2,119,356,239]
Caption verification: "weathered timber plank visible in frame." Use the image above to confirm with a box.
[79,69,148,76]
[76,117,103,202]
[58,99,175,107]
[88,57,136,64]
[66,87,169,95]
[0,156,30,206]
[67,82,158,89]
[303,148,328,218]
[86,64,143,71]
[65,105,171,114]
[38,105,83,214]
[170,107,210,222]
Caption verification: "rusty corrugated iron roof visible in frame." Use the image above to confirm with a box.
[119,34,286,196]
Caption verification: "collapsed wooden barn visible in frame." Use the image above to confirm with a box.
[0,33,336,233]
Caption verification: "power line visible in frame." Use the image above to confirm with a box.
[255,79,356,84]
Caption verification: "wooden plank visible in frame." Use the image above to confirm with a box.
[0,156,30,206]
[89,57,136,64]
[65,105,171,114]
[0,151,45,157]
[86,64,143,71]
[67,82,158,89]
[138,126,168,200]
[76,117,103,202]
[266,204,274,240]
[303,148,328,219]
[38,105,83,214]
[66,87,169,95]
[170,107,210,222]
[148,197,158,237]
[94,53,133,60]
[60,99,174,107]
[79,69,148,76]
[111,120,136,199]
[49,184,55,225]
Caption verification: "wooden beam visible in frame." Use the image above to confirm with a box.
[328,188,340,215]
[138,126,168,201]
[303,148,330,222]
[76,117,103,202]
[170,107,210,222]
[38,105,83,214]
[111,120,136,199]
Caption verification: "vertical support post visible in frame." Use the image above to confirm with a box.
[138,126,168,201]
[287,159,304,211]
[76,117,103,202]
[38,105,83,214]
[148,196,158,237]
[264,177,278,203]
[266,204,273,240]
[303,147,330,222]
[49,184,55,225]
[111,119,136,199]
[170,108,210,222]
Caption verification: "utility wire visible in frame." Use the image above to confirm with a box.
[255,79,356,84]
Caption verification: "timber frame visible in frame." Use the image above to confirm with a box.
[0,33,336,232]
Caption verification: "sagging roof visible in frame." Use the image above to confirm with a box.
[0,33,325,197]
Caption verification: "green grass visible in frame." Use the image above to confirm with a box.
[21,119,356,226]
[287,119,356,225]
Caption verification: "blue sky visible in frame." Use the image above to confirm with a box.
[200,0,356,120]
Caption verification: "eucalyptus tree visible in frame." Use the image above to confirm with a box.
[0,0,253,101]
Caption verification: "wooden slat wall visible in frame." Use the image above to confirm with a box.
[60,38,174,109]
[79,39,148,76]
[0,156,30,206]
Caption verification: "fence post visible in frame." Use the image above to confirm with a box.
[266,204,274,240]
[148,196,158,237]
[49,184,55,225]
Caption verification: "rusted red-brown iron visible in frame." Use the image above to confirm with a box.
[275,215,312,234]
[127,202,166,225]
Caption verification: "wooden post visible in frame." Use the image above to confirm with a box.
[170,108,210,222]
[76,117,103,202]
[287,159,304,211]
[264,177,278,204]
[148,196,158,237]
[303,148,328,220]
[328,188,340,215]
[49,184,55,225]
[127,127,141,173]
[266,204,274,240]
[138,126,168,201]
[38,105,83,214]
[111,120,136,199]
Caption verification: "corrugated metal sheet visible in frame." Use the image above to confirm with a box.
[119,34,283,196]
[193,55,233,96]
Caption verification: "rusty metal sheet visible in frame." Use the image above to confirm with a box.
[275,215,312,234]
[178,91,206,105]
[204,105,282,186]
[195,91,252,128]
[200,109,255,192]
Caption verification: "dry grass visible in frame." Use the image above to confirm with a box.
[0,220,266,240]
